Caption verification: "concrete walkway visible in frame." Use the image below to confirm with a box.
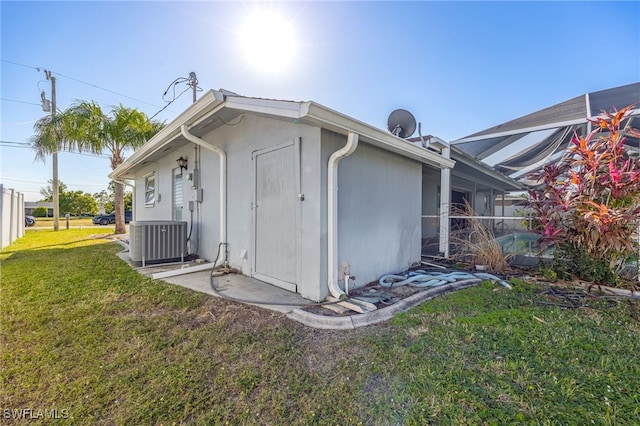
[117,249,483,330]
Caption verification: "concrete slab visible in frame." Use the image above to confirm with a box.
[116,246,493,329]
[169,270,313,314]
[118,249,312,314]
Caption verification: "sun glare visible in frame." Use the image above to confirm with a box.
[239,10,296,74]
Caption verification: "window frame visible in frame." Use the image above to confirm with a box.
[144,172,156,207]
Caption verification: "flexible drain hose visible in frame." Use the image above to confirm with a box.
[378,270,512,289]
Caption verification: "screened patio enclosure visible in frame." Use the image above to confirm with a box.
[426,82,640,261]
[451,82,640,186]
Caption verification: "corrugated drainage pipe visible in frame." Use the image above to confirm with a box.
[180,125,227,263]
[327,132,358,299]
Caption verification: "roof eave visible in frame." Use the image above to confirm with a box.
[110,89,226,180]
[111,92,456,181]
[451,146,524,191]
[300,102,455,169]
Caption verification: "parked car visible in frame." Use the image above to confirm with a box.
[25,215,36,227]
[92,210,132,225]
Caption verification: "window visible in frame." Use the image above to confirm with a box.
[144,173,156,207]
[172,168,183,220]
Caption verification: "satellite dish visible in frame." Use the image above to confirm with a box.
[387,109,417,139]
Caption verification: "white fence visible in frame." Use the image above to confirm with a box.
[1,185,26,249]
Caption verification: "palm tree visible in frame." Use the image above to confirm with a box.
[32,101,164,234]
[31,112,70,231]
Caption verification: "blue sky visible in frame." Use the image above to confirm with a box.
[2,1,638,202]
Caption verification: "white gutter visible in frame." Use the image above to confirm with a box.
[110,90,225,180]
[300,102,455,169]
[327,132,359,299]
[180,124,227,261]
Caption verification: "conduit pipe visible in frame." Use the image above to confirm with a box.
[180,124,227,264]
[327,132,359,299]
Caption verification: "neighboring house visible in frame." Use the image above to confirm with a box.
[110,89,517,302]
[25,201,53,216]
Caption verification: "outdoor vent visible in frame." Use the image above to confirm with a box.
[129,221,188,267]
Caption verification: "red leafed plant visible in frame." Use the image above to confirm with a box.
[527,105,640,286]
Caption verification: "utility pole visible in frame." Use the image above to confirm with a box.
[45,70,60,231]
[188,72,198,103]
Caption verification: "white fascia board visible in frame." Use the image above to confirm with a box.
[215,96,455,168]
[454,154,524,190]
[301,102,455,169]
[110,90,225,180]
[111,92,455,181]
[223,96,303,119]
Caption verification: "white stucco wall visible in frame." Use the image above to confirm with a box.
[322,131,423,293]
[133,114,326,300]
[132,114,425,302]
[215,114,322,299]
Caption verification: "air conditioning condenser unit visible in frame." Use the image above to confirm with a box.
[129,221,188,267]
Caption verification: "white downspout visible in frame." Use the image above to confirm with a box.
[180,125,227,262]
[328,132,359,299]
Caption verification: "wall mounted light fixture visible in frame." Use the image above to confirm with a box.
[176,156,188,172]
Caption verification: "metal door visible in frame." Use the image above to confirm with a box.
[252,140,300,291]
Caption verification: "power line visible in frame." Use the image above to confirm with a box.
[1,177,49,184]
[149,86,190,120]
[0,140,30,148]
[53,70,167,109]
[1,118,39,127]
[0,140,111,160]
[2,177,109,187]
[0,98,41,107]
[0,140,30,145]
[148,72,201,120]
[2,59,172,111]
[0,59,41,70]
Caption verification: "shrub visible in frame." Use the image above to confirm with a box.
[527,105,640,286]
[31,206,48,217]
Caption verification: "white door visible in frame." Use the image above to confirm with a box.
[252,140,300,292]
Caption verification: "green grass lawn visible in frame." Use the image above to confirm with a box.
[1,230,639,425]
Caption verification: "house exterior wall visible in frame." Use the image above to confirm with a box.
[132,115,424,302]
[321,130,423,293]
[133,161,186,222]
[132,114,327,300]
[219,115,322,300]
